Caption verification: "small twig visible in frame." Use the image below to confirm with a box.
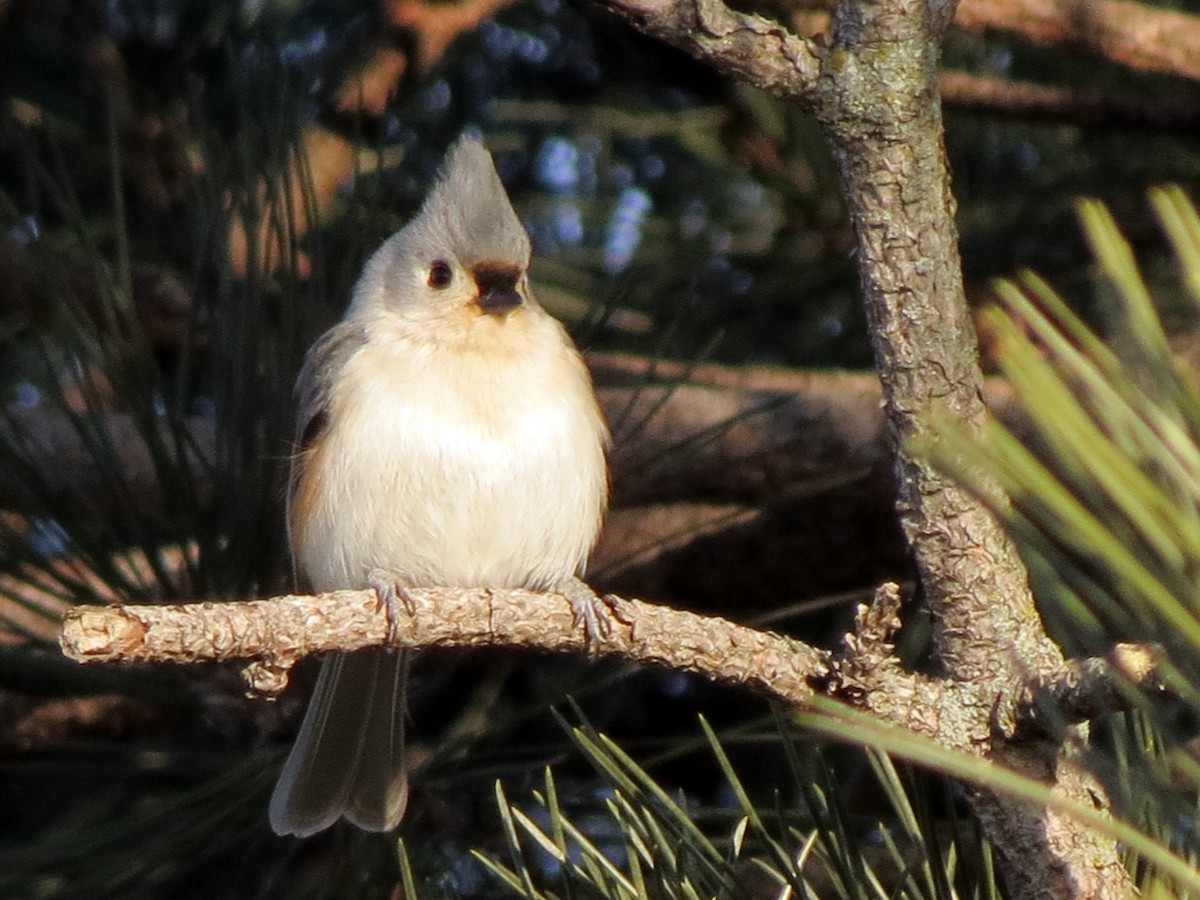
[829,581,907,690]
[847,581,904,658]
[595,0,822,104]
[820,582,946,737]
[1019,642,1167,734]
[60,587,832,705]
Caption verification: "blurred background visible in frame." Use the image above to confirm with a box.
[2,0,1200,896]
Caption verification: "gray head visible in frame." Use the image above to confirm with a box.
[351,135,534,319]
[416,136,531,267]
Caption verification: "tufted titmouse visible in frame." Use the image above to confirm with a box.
[269,135,610,837]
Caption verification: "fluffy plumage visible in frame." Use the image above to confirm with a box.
[269,135,609,837]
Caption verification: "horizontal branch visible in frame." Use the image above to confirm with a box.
[956,0,1200,84]
[60,587,831,706]
[56,585,1163,753]
[596,0,821,105]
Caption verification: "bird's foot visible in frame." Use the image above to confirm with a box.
[368,568,419,647]
[556,576,622,651]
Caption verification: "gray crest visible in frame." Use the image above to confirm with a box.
[410,135,531,268]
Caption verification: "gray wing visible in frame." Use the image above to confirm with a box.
[272,318,412,836]
[293,318,369,456]
[286,319,369,560]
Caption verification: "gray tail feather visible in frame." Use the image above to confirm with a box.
[269,648,411,837]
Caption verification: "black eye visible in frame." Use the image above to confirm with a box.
[428,259,453,288]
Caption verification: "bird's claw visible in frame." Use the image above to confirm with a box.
[369,568,419,647]
[556,576,620,650]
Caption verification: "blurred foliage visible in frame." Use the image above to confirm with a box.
[1,0,1200,897]
[919,188,1200,897]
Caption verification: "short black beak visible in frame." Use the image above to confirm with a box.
[472,262,524,315]
[477,286,523,312]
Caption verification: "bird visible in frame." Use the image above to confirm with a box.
[268,135,610,837]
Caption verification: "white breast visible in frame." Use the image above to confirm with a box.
[296,307,608,594]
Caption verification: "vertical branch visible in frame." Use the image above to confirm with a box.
[810,10,1125,892]
[814,0,1060,703]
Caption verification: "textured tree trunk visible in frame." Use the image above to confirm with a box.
[594,0,1132,893]
[813,3,1128,894]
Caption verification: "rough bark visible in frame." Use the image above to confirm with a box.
[61,586,834,705]
[591,0,1130,894]
[59,586,1164,769]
